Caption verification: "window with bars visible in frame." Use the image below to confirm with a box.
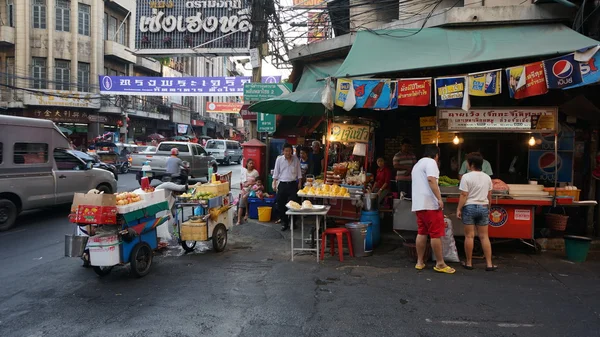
[77,62,90,92]
[55,60,70,91]
[31,58,47,89]
[7,0,14,27]
[32,0,46,29]
[56,0,70,32]
[108,16,117,41]
[6,57,14,87]
[78,4,90,36]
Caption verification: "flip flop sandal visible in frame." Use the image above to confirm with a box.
[486,265,498,272]
[461,262,474,270]
[433,266,456,274]
[415,264,426,270]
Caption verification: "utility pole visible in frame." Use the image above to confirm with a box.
[249,0,269,140]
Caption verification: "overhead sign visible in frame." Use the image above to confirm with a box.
[293,0,327,8]
[135,0,252,55]
[257,113,276,132]
[23,90,101,109]
[329,123,371,143]
[206,102,244,113]
[419,116,454,145]
[243,83,292,102]
[240,104,256,120]
[22,109,120,124]
[99,75,280,96]
[438,108,557,132]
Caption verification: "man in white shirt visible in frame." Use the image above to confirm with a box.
[272,143,303,231]
[456,152,497,271]
[411,145,455,274]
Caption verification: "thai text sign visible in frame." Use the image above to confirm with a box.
[330,123,371,143]
[438,108,557,132]
[23,90,101,109]
[206,102,243,113]
[398,78,431,107]
[135,0,252,55]
[419,116,454,144]
[243,83,292,102]
[99,75,280,96]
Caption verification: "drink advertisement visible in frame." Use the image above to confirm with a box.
[530,125,575,151]
[434,76,467,108]
[506,62,548,99]
[335,78,354,109]
[528,150,573,183]
[353,79,395,110]
[468,70,501,96]
[543,54,583,89]
[398,78,431,106]
[565,49,600,89]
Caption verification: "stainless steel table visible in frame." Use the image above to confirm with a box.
[286,206,331,262]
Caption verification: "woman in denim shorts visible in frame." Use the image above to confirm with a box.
[456,152,497,271]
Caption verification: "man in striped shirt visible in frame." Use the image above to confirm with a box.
[393,138,417,198]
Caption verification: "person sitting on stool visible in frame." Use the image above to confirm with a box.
[272,143,303,231]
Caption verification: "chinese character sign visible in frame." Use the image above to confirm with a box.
[99,75,281,96]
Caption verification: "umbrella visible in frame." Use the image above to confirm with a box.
[248,88,328,117]
[147,133,165,141]
[58,126,73,135]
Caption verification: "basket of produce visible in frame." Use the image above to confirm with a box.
[545,213,569,232]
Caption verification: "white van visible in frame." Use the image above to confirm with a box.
[0,115,118,231]
[205,140,243,165]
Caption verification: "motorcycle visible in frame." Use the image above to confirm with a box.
[161,161,190,185]
[117,161,131,174]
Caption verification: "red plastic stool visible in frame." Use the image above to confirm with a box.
[320,228,354,261]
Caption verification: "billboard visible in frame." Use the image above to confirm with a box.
[307,12,329,44]
[206,102,244,113]
[135,0,252,55]
[293,0,327,9]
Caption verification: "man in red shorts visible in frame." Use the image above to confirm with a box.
[411,145,455,274]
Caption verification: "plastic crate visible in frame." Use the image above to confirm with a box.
[543,188,581,201]
[248,197,276,219]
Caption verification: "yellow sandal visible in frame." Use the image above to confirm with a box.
[433,265,456,274]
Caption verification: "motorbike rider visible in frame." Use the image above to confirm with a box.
[166,148,185,182]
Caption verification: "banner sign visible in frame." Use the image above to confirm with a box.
[307,12,330,44]
[435,76,467,108]
[330,123,371,143]
[398,78,431,106]
[293,0,327,8]
[334,78,354,110]
[206,102,244,113]
[506,62,548,99]
[565,50,600,89]
[353,79,394,110]
[99,75,280,96]
[243,83,292,102]
[135,0,252,55]
[419,116,454,145]
[528,150,573,183]
[543,54,583,89]
[468,70,501,96]
[23,90,101,109]
[438,108,557,132]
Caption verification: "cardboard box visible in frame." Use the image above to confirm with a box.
[71,193,117,224]
[71,193,116,212]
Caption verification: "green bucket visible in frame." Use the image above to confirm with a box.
[564,235,592,263]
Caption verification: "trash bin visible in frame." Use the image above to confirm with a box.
[345,222,373,257]
[564,235,592,262]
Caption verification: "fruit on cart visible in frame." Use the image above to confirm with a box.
[192,191,217,200]
[115,192,142,205]
[298,184,350,197]
[439,176,459,187]
[180,193,193,198]
[143,187,155,193]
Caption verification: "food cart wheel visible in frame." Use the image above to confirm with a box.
[212,224,227,252]
[181,240,197,253]
[93,266,113,277]
[130,242,153,278]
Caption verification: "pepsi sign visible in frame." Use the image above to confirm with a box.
[543,54,583,89]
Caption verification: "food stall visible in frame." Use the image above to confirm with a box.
[394,107,596,249]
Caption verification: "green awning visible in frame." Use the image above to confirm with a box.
[249,59,343,116]
[333,24,599,78]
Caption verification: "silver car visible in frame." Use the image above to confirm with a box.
[0,115,118,231]
[205,139,243,165]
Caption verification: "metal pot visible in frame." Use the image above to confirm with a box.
[363,193,379,211]
[64,235,88,257]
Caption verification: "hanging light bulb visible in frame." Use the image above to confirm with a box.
[453,135,460,145]
[528,136,536,146]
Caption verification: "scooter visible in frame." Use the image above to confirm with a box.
[117,161,130,174]
[161,161,190,185]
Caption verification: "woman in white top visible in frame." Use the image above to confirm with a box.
[238,159,260,225]
[456,152,497,271]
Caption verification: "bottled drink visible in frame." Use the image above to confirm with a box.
[363,82,385,109]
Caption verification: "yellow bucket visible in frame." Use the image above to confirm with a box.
[257,206,272,222]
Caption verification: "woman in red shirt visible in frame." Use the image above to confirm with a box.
[374,157,392,204]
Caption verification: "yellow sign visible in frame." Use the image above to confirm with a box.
[420,116,453,144]
[334,78,353,108]
[330,123,370,143]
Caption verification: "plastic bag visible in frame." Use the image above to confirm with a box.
[432,217,460,263]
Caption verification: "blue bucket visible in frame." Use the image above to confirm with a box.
[360,211,380,247]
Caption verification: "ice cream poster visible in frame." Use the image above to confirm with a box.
[468,70,501,96]
[434,76,468,109]
[352,79,392,109]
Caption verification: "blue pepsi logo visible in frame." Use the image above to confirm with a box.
[552,60,574,79]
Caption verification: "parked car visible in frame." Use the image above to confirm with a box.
[0,115,118,231]
[130,141,216,184]
[205,139,243,165]
[72,150,119,181]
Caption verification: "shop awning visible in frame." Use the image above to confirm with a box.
[333,24,599,78]
[249,59,343,116]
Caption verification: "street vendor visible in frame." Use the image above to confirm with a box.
[310,141,325,176]
[273,143,303,231]
[459,148,493,179]
[374,157,392,204]
[393,138,417,198]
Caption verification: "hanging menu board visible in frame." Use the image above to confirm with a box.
[420,116,454,145]
[438,107,557,132]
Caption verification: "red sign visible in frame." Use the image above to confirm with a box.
[240,104,257,121]
[488,205,534,239]
[398,78,431,106]
[192,120,205,127]
[507,62,548,99]
[206,102,244,114]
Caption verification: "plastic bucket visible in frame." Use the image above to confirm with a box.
[345,222,373,257]
[564,235,592,263]
[360,211,380,247]
[64,235,88,257]
[88,234,120,266]
[258,206,272,222]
